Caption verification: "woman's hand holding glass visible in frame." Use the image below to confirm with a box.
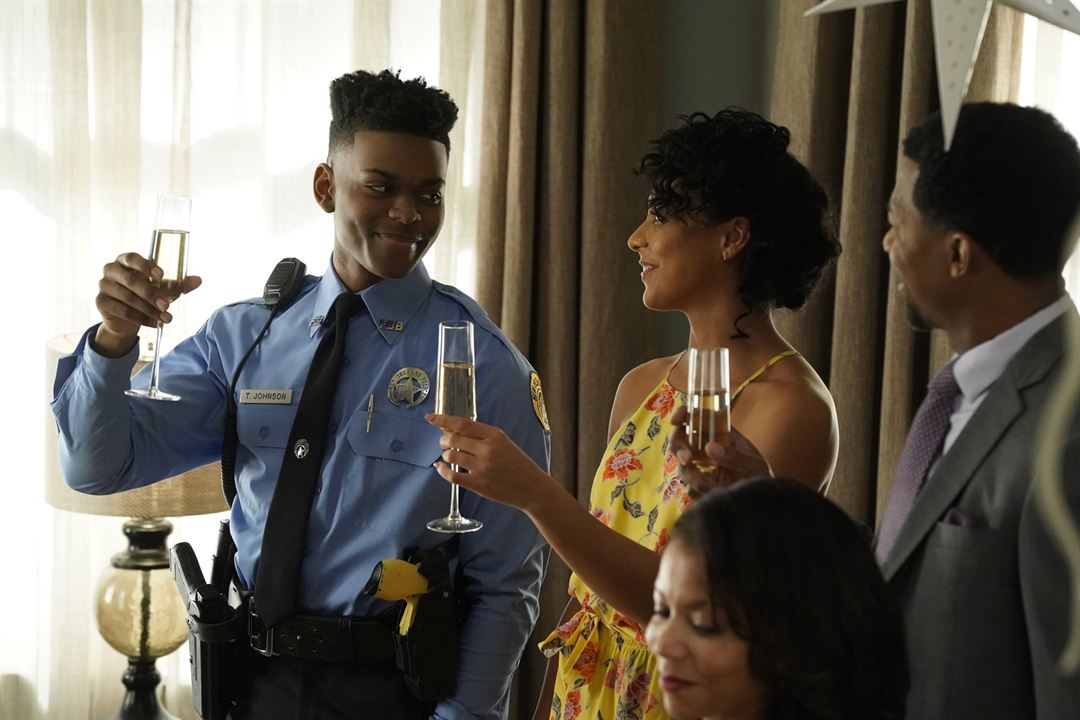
[426,414,551,515]
[669,407,773,499]
[671,347,772,497]
[426,321,485,533]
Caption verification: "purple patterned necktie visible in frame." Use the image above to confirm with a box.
[875,361,960,564]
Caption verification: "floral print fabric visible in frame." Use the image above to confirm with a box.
[539,379,689,720]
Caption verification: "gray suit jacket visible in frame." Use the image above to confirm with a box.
[883,312,1080,720]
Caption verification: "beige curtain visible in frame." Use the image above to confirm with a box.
[769,0,1024,525]
[473,0,664,714]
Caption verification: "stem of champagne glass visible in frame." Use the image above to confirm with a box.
[448,466,463,520]
[148,322,164,393]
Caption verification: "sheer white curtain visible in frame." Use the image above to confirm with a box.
[1018,14,1080,296]
[0,1,487,718]
[1019,14,1080,676]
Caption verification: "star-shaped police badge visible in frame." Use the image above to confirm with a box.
[387,367,431,408]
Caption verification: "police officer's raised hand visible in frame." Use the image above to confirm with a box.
[669,404,772,498]
[93,252,203,358]
[426,413,552,514]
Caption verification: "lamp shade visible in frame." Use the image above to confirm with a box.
[45,333,228,517]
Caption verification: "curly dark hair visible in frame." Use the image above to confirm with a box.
[327,69,459,157]
[903,102,1080,279]
[636,109,839,311]
[672,478,909,720]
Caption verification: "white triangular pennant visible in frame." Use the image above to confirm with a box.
[804,0,900,17]
[804,0,1080,148]
[932,0,992,148]
[996,0,1080,34]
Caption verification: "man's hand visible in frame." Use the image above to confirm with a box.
[92,252,202,358]
[669,405,773,498]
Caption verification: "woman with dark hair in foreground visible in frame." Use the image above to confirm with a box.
[647,477,909,720]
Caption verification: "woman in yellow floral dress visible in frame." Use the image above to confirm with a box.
[428,109,841,720]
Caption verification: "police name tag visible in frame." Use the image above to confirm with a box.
[239,388,294,404]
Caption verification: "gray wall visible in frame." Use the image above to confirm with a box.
[655,0,780,354]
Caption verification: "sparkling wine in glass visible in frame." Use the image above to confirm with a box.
[686,347,731,473]
[428,321,483,534]
[125,194,191,402]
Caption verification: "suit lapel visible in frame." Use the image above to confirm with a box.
[882,313,1069,580]
[882,383,1023,578]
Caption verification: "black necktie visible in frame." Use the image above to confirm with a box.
[254,291,366,627]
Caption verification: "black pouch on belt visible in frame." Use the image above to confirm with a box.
[171,524,246,720]
[364,543,459,703]
[188,585,244,720]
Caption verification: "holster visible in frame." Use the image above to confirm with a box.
[171,522,246,720]
[393,545,459,703]
[186,588,245,720]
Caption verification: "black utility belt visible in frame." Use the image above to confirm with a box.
[248,601,395,664]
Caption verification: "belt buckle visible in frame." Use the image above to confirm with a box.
[248,603,274,657]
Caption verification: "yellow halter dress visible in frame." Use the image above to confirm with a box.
[538,349,799,720]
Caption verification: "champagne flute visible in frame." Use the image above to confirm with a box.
[686,347,731,472]
[125,194,191,402]
[428,321,484,534]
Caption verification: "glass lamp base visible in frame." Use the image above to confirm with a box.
[427,516,483,534]
[97,519,188,720]
[105,659,179,720]
[125,387,181,402]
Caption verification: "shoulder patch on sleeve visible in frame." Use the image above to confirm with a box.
[433,281,549,433]
[530,371,550,432]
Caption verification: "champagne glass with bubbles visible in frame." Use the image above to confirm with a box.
[428,321,484,533]
[686,347,731,472]
[125,194,191,402]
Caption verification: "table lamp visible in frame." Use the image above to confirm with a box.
[45,334,229,720]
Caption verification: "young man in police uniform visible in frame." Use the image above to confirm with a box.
[52,69,550,720]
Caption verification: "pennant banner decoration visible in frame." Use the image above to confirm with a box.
[805,0,1080,148]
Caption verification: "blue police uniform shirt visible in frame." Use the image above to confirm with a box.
[51,261,551,720]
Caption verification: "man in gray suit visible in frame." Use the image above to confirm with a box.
[878,102,1080,719]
